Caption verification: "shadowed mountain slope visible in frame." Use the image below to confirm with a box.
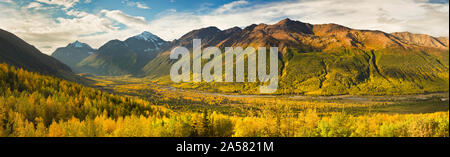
[0,29,83,82]
[75,31,168,76]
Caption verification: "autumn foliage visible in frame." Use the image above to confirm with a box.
[0,63,448,137]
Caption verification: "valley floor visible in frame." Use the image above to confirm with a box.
[86,75,449,116]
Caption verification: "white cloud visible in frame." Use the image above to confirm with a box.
[66,9,88,17]
[0,3,148,54]
[147,0,449,40]
[100,9,148,27]
[0,0,14,4]
[26,2,44,9]
[122,0,150,9]
[135,2,149,9]
[36,0,80,9]
[0,0,448,55]
[84,0,91,3]
[167,9,176,12]
[214,0,248,14]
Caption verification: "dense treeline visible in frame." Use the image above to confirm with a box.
[92,77,449,116]
[0,63,448,137]
[5,107,448,137]
[0,63,169,136]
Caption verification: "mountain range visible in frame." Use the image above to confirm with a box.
[2,18,448,95]
[142,18,449,95]
[52,31,167,76]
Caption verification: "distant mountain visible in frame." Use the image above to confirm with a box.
[391,32,449,49]
[75,31,168,76]
[0,29,83,82]
[142,26,242,77]
[143,18,449,95]
[124,31,167,60]
[51,41,96,72]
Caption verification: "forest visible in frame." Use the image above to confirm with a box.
[0,63,448,137]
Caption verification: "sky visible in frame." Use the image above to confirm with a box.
[0,0,449,55]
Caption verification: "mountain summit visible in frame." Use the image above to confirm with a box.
[126,31,167,52]
[67,40,92,48]
[74,31,168,75]
[51,41,96,72]
[132,31,164,42]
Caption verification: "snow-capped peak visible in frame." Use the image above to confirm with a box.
[133,31,160,42]
[68,41,89,48]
